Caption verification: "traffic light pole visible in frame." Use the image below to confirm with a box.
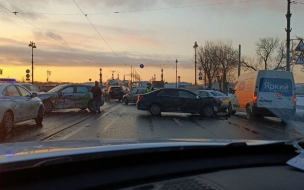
[286,0,292,71]
[31,46,34,84]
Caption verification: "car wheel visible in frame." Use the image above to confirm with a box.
[88,100,95,112]
[246,106,253,120]
[149,104,161,116]
[43,100,53,113]
[123,98,129,105]
[1,111,14,133]
[35,106,44,125]
[202,105,214,117]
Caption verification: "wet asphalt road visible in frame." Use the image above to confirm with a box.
[1,100,304,143]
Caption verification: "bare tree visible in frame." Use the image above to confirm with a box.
[241,56,261,71]
[256,37,280,70]
[197,42,220,88]
[215,41,238,93]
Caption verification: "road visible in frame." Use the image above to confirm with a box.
[1,101,304,143]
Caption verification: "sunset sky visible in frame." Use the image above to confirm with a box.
[1,0,304,83]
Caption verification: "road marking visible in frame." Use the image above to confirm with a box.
[173,118,183,127]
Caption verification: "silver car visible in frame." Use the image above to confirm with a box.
[0,82,44,133]
[197,90,230,111]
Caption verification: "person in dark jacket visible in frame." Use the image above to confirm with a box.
[92,81,102,114]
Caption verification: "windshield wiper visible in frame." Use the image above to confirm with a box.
[285,138,304,153]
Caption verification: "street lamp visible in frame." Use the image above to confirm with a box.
[175,59,178,88]
[193,41,198,85]
[28,41,36,84]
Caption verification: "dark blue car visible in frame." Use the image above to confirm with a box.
[136,88,221,117]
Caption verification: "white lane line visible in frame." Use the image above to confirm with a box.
[57,105,121,140]
[173,118,183,127]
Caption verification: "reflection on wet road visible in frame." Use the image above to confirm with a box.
[1,100,304,143]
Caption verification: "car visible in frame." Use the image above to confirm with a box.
[108,86,124,102]
[37,84,104,113]
[18,83,42,94]
[229,70,296,121]
[196,90,230,111]
[0,81,44,133]
[123,88,146,105]
[136,88,221,117]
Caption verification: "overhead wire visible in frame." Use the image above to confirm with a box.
[73,0,125,65]
[2,0,264,16]
[0,3,96,64]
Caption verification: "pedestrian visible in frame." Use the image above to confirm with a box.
[92,81,102,114]
[146,83,154,93]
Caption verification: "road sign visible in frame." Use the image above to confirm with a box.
[199,76,203,80]
[296,53,304,64]
[26,78,30,81]
[26,74,30,78]
[26,69,30,73]
[295,40,304,51]
[140,64,144,68]
[198,72,203,76]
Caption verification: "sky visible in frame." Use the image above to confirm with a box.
[0,0,304,83]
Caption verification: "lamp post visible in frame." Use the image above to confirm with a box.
[99,68,102,87]
[175,59,178,88]
[28,41,36,84]
[193,41,198,85]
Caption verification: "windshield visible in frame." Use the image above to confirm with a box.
[1,0,304,167]
[210,91,227,97]
[47,85,64,93]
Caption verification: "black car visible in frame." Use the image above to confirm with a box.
[108,86,124,101]
[136,88,221,117]
[123,88,146,105]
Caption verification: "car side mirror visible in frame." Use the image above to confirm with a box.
[58,92,63,97]
[31,93,38,98]
[196,95,200,99]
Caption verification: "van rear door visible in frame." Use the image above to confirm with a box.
[258,72,294,109]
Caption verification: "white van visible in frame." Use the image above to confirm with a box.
[228,70,296,121]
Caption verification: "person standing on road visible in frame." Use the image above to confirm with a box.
[146,83,154,93]
[92,81,102,114]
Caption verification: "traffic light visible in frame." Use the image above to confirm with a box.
[26,69,30,81]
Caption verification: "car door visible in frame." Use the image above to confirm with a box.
[128,88,138,102]
[157,89,181,112]
[16,85,39,119]
[55,86,75,109]
[199,91,209,98]
[75,86,91,109]
[178,90,201,113]
[5,85,26,122]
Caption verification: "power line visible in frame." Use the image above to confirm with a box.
[2,0,264,16]
[73,0,125,65]
[0,3,95,64]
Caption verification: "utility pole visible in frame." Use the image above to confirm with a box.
[238,44,241,77]
[161,69,163,81]
[99,68,102,86]
[28,41,36,84]
[193,41,198,85]
[286,0,292,71]
[175,59,178,88]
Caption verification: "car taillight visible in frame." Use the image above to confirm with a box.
[253,92,258,105]
[138,95,143,100]
[294,97,297,103]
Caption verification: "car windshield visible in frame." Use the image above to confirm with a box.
[1,0,304,169]
[210,91,227,97]
[47,85,64,93]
